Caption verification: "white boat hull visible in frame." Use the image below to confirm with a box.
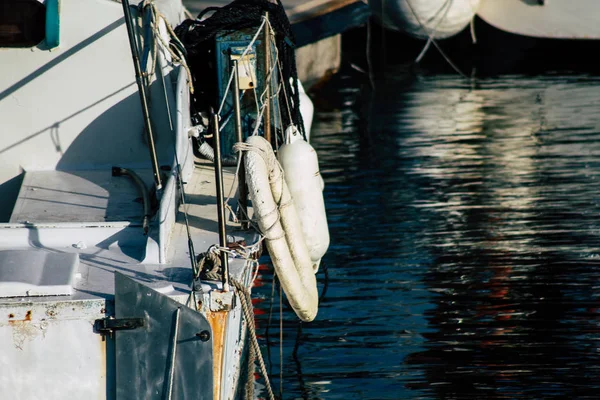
[478,0,600,39]
[0,0,318,398]
[0,1,250,399]
[370,0,481,39]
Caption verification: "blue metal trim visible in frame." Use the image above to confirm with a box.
[45,0,60,49]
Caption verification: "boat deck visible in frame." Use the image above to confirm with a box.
[0,161,258,303]
[9,169,152,224]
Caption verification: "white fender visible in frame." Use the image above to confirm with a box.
[278,126,330,270]
[369,0,480,40]
[296,80,324,190]
[297,80,314,142]
[240,136,318,322]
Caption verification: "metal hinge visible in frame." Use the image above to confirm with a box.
[94,317,145,339]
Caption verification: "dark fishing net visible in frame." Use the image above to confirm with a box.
[174,0,305,139]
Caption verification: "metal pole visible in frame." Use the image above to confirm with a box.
[165,307,181,400]
[212,110,230,292]
[121,1,162,190]
[263,12,272,145]
[233,62,249,230]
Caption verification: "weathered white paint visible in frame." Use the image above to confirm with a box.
[0,1,303,398]
[478,0,600,39]
[0,299,108,399]
[0,0,174,188]
[220,294,247,400]
[370,0,480,39]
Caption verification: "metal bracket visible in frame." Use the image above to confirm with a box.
[209,290,235,312]
[230,47,257,90]
[94,317,145,338]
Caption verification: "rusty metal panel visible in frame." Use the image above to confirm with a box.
[114,273,213,400]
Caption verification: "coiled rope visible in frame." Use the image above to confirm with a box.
[232,279,275,400]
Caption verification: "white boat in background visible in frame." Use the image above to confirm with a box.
[369,0,481,39]
[478,0,600,40]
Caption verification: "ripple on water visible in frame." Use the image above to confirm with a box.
[253,74,600,399]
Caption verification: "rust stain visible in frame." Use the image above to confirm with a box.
[98,333,107,400]
[9,320,43,350]
[7,310,49,350]
[206,310,228,400]
[8,310,32,324]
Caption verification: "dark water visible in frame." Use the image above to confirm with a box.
[253,72,600,399]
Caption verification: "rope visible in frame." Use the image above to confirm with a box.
[244,336,256,399]
[198,239,264,282]
[405,0,468,78]
[232,279,276,400]
[279,283,283,398]
[213,16,282,225]
[219,27,272,224]
[232,141,288,241]
[183,6,194,20]
[266,272,277,376]
[174,0,306,139]
[217,17,267,116]
[133,2,201,284]
[413,0,452,64]
[274,45,293,127]
[146,2,195,94]
[366,19,375,90]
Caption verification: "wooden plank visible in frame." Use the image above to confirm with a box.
[288,0,365,24]
[183,0,366,24]
[292,0,370,46]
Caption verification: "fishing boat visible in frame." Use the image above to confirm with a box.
[0,0,328,399]
[477,0,600,40]
[369,0,481,39]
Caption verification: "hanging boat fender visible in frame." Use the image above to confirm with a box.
[296,80,324,190]
[278,126,330,270]
[297,80,314,142]
[237,136,318,322]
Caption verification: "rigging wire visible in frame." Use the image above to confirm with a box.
[405,0,468,78]
[149,4,301,397]
[139,2,200,309]
[414,0,453,63]
[279,282,284,398]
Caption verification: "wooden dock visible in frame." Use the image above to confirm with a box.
[185,0,365,24]
[182,0,370,88]
[183,0,369,46]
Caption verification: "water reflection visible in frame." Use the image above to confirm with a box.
[255,73,600,399]
[393,75,600,398]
